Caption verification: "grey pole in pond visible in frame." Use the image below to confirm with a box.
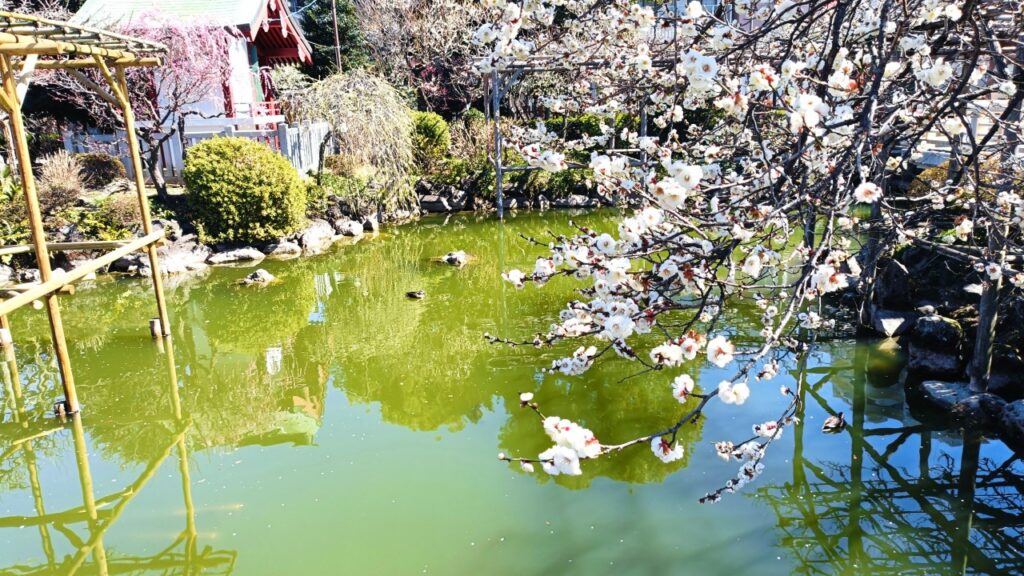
[492,68,504,218]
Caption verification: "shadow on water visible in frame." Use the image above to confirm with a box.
[0,212,1021,574]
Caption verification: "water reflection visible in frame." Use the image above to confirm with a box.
[760,341,1024,575]
[1,212,1023,574]
[0,337,236,574]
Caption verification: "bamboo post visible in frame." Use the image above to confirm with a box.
[97,60,171,337]
[0,54,80,414]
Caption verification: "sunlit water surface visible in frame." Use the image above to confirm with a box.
[1,211,1021,575]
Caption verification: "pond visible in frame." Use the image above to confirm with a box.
[1,211,1022,575]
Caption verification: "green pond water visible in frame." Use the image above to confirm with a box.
[1,211,1022,575]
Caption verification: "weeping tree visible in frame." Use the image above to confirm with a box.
[278,68,416,209]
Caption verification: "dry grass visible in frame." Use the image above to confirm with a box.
[37,150,85,215]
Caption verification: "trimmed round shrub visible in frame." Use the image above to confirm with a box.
[76,153,127,188]
[412,111,451,171]
[184,138,306,243]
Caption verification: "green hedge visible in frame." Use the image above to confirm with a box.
[412,111,451,171]
[184,138,306,243]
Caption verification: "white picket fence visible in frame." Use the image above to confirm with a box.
[62,118,332,183]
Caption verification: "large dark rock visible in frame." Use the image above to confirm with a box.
[951,393,1006,431]
[907,315,963,377]
[875,258,913,308]
[913,380,974,413]
[298,220,335,256]
[999,400,1024,452]
[420,195,451,213]
[988,350,1024,401]
[335,219,364,237]
[870,305,918,337]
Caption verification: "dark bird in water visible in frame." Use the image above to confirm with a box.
[406,290,426,300]
[822,412,846,433]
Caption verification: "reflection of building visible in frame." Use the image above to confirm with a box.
[0,339,237,574]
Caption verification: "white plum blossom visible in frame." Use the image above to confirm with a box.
[718,381,751,405]
[651,436,685,463]
[650,342,685,366]
[672,374,696,403]
[706,336,736,368]
[539,445,582,476]
[853,182,882,203]
[502,269,526,288]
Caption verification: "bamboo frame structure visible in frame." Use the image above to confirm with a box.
[0,11,170,415]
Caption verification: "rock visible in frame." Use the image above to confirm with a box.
[552,194,599,209]
[914,380,974,412]
[154,218,183,241]
[443,250,467,267]
[298,220,335,256]
[951,393,1007,431]
[108,253,148,275]
[159,240,211,275]
[207,247,265,265]
[875,259,913,308]
[241,269,276,285]
[447,190,468,211]
[0,264,13,285]
[500,197,519,211]
[534,195,551,211]
[989,351,1024,401]
[17,268,40,283]
[362,216,380,233]
[870,306,917,337]
[907,315,963,377]
[335,219,364,237]
[264,240,302,259]
[999,400,1024,451]
[420,194,451,213]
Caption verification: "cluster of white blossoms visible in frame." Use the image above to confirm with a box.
[481,0,1024,494]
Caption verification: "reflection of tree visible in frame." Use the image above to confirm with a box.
[759,343,1024,575]
[0,338,237,575]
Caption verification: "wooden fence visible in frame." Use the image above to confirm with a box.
[62,118,332,183]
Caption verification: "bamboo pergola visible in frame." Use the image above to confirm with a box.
[0,11,171,416]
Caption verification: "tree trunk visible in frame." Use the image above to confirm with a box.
[145,144,169,200]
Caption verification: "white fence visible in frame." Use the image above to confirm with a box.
[62,118,332,183]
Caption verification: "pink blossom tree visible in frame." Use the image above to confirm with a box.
[47,13,236,198]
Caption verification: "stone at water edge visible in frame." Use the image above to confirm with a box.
[907,315,964,378]
[299,220,335,256]
[17,268,40,283]
[362,216,380,233]
[442,251,467,267]
[336,220,364,238]
[870,306,917,337]
[207,247,266,265]
[999,401,1024,452]
[0,264,13,285]
[951,393,1007,431]
[241,269,276,286]
[264,240,302,258]
[419,195,452,213]
[914,380,974,412]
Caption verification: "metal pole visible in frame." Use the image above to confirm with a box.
[114,65,172,337]
[331,0,343,71]
[492,68,504,218]
[0,54,80,414]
